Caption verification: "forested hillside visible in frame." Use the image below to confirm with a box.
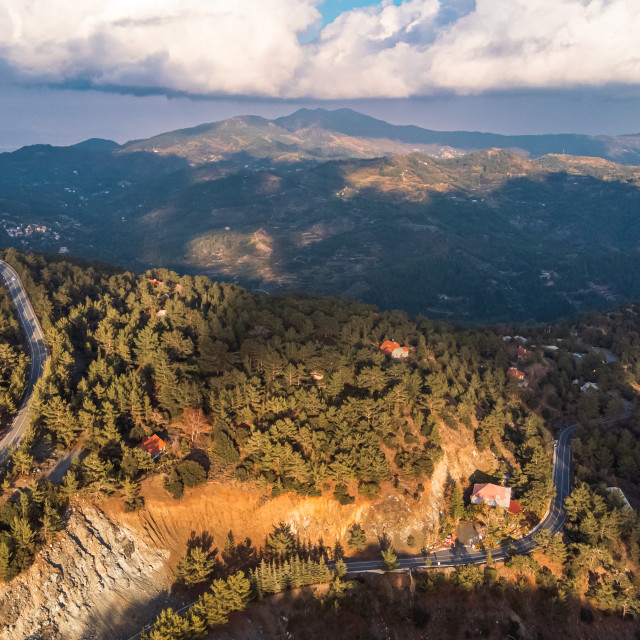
[0,287,29,422]
[0,250,640,638]
[0,249,553,580]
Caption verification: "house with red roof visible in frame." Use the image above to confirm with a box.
[471,483,512,509]
[507,367,525,381]
[380,340,409,359]
[517,346,531,360]
[138,434,166,459]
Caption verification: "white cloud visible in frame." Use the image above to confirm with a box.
[0,0,320,95]
[0,0,639,98]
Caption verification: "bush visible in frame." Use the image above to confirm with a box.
[124,497,145,512]
[177,460,207,488]
[164,460,207,499]
[334,484,355,505]
[164,473,184,499]
[234,464,252,482]
[358,481,381,499]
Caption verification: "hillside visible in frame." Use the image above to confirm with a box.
[0,252,639,638]
[2,135,640,322]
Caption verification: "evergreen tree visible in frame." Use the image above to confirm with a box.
[0,540,16,582]
[175,546,217,586]
[347,524,367,552]
[450,481,465,521]
[141,608,190,640]
[381,547,398,571]
[39,498,62,543]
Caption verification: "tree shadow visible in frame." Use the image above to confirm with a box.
[186,529,214,552]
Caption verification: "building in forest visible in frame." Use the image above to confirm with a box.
[380,340,409,358]
[138,434,166,459]
[507,367,525,381]
[471,483,512,508]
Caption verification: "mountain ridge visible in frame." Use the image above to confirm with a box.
[7,107,639,166]
[116,107,640,166]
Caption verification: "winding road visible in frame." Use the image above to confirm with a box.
[344,422,580,573]
[0,259,47,465]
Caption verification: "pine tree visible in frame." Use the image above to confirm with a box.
[347,524,367,552]
[251,566,263,599]
[142,607,190,640]
[290,555,303,588]
[450,481,465,521]
[61,470,79,498]
[266,523,295,560]
[40,498,62,543]
[11,515,36,553]
[226,570,252,610]
[175,546,217,586]
[0,540,16,582]
[187,611,207,639]
[381,547,398,571]
[11,447,33,477]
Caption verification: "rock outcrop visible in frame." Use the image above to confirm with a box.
[0,505,171,640]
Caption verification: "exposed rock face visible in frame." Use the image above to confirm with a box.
[0,505,171,640]
[0,423,494,639]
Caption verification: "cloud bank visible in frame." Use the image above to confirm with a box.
[1,0,639,98]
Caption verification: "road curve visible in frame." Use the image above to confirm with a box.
[0,260,47,464]
[344,423,578,573]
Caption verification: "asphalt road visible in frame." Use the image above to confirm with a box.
[0,260,47,465]
[344,423,578,573]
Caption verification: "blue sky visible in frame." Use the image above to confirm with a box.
[0,0,638,149]
[319,0,402,25]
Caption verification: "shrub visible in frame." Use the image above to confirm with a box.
[177,460,207,488]
[334,484,355,505]
[164,473,184,499]
[357,481,381,499]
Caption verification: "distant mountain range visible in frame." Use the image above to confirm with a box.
[2,108,640,323]
[120,107,640,166]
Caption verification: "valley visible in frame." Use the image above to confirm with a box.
[2,110,640,324]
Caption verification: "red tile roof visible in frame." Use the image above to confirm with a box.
[507,367,525,380]
[508,499,522,515]
[380,340,400,355]
[138,434,166,457]
[381,340,410,356]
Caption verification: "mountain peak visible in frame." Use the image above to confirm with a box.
[70,138,120,150]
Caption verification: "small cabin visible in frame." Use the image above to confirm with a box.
[380,340,409,358]
[517,346,531,360]
[507,367,525,381]
[138,434,166,459]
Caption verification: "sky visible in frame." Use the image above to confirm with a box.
[1,0,639,150]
